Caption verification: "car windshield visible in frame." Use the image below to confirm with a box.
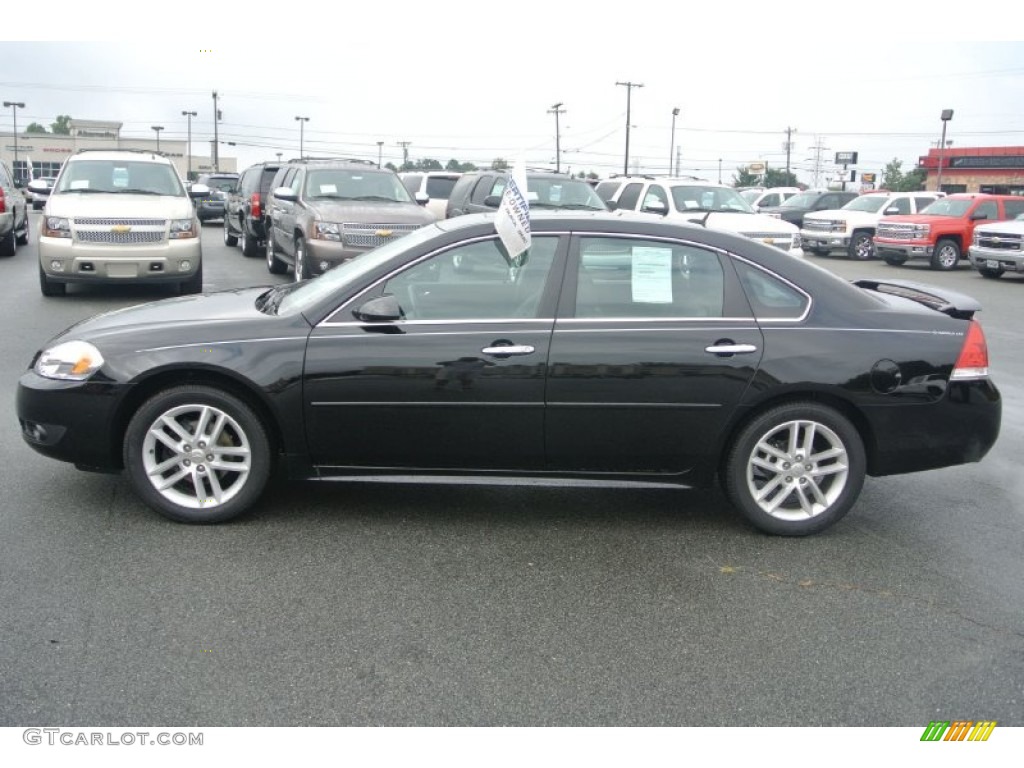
[918,198,972,217]
[671,185,755,213]
[204,177,237,193]
[56,160,184,196]
[842,195,890,213]
[305,169,413,202]
[275,222,446,315]
[780,192,819,209]
[526,178,606,210]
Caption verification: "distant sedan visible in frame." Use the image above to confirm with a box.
[16,211,1000,535]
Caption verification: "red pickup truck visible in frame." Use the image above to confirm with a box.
[874,193,1024,270]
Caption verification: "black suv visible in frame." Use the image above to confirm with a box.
[758,189,859,228]
[224,161,283,257]
[446,171,607,218]
[194,172,239,224]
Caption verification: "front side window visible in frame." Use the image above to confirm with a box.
[616,183,643,211]
[641,185,669,211]
[887,198,911,214]
[973,201,998,220]
[575,237,725,319]
[913,196,937,212]
[671,185,754,213]
[382,237,558,321]
[57,160,183,196]
[843,196,889,213]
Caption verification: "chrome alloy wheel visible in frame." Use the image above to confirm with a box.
[935,242,959,269]
[141,403,252,510]
[745,419,849,521]
[294,238,306,282]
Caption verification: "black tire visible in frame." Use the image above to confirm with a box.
[848,231,874,260]
[39,264,66,296]
[0,228,14,257]
[16,212,29,246]
[241,226,260,258]
[930,238,961,270]
[722,402,866,536]
[978,266,1004,279]
[33,201,44,211]
[883,255,907,267]
[811,247,830,257]
[266,231,287,274]
[180,262,203,295]
[293,235,310,281]
[123,385,272,524]
[223,216,238,247]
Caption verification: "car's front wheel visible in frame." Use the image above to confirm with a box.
[931,238,961,270]
[722,402,866,536]
[124,385,272,523]
[848,232,874,260]
[978,266,1004,279]
[266,231,287,274]
[293,235,310,282]
[39,264,66,295]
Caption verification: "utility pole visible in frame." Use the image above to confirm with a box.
[808,136,829,188]
[675,148,681,179]
[615,81,644,176]
[295,116,310,158]
[3,101,25,183]
[397,141,411,169]
[784,127,797,181]
[212,91,220,172]
[181,110,196,180]
[548,102,565,173]
[669,107,679,176]
[376,140,384,168]
[718,158,722,185]
[151,125,164,152]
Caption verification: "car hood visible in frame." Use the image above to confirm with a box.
[46,193,196,220]
[307,200,436,226]
[803,209,879,225]
[878,214,949,225]
[52,286,283,345]
[674,211,798,234]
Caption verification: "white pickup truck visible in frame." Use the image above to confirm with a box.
[968,214,1024,279]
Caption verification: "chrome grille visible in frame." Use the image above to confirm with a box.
[74,218,166,226]
[76,230,165,244]
[876,223,919,240]
[740,232,793,251]
[976,232,1022,250]
[803,219,843,233]
[342,223,420,248]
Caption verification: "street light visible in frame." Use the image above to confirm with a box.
[718,158,723,184]
[548,102,565,173]
[181,110,196,180]
[295,116,310,158]
[669,107,679,176]
[936,108,954,193]
[3,101,26,184]
[151,125,164,152]
[377,140,384,169]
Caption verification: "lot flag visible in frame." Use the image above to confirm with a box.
[494,155,531,265]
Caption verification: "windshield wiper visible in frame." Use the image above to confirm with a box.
[62,187,107,193]
[114,188,166,195]
[347,195,401,202]
[553,203,605,210]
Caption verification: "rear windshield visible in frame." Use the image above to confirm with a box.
[425,176,458,199]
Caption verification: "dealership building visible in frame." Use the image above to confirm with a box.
[919,145,1024,195]
[1,119,237,183]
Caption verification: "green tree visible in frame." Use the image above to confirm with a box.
[51,115,72,135]
[899,167,926,192]
[882,158,904,191]
[732,166,762,187]
[25,122,49,134]
[416,158,443,171]
[490,158,509,171]
[764,168,797,188]
[384,162,398,172]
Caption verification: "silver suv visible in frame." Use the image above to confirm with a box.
[265,159,435,281]
[37,149,206,296]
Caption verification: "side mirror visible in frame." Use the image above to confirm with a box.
[27,180,51,196]
[606,200,619,211]
[483,195,502,208]
[641,200,669,215]
[273,186,298,201]
[188,183,210,199]
[883,206,899,215]
[354,294,404,323]
[970,211,989,221]
[415,192,429,206]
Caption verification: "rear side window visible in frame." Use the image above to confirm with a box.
[733,260,809,320]
[259,167,281,199]
[1003,199,1024,219]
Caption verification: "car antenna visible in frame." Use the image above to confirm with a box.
[696,211,712,228]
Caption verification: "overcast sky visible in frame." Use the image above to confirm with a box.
[4,5,1024,185]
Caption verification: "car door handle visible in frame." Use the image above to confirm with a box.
[481,345,535,357]
[705,343,758,355]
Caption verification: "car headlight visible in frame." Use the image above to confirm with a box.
[169,218,197,239]
[915,224,931,238]
[34,340,105,381]
[44,216,72,238]
[314,222,343,241]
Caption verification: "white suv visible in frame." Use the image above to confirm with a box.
[801,191,942,260]
[399,171,461,220]
[603,177,802,255]
[38,149,206,296]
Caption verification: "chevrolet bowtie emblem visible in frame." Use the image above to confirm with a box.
[762,237,775,245]
[991,236,1002,243]
[376,229,393,237]
[112,225,131,233]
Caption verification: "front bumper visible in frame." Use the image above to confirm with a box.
[800,230,849,252]
[17,371,127,471]
[874,239,934,260]
[969,246,1024,272]
[39,237,202,283]
[306,238,363,275]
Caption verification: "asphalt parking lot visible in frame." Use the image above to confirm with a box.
[1,214,1022,726]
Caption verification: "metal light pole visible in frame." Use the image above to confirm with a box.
[181,111,196,180]
[151,125,164,152]
[212,91,220,171]
[718,158,722,184]
[3,101,25,184]
[295,116,310,159]
[615,81,643,176]
[936,109,954,193]
[377,141,384,168]
[669,107,679,176]
[276,152,283,162]
[548,102,565,173]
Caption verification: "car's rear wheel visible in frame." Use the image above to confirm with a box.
[978,266,1004,279]
[266,231,287,274]
[39,264,66,295]
[293,235,310,282]
[16,212,29,246]
[848,232,874,260]
[0,228,14,257]
[723,402,866,536]
[223,215,238,247]
[931,238,961,270]
[241,227,260,258]
[180,263,203,295]
[124,385,271,524]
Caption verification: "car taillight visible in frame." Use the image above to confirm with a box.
[951,320,989,380]
[0,187,6,214]
[251,193,261,219]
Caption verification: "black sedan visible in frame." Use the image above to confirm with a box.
[16,212,1001,535]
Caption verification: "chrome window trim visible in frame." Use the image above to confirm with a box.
[138,337,301,354]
